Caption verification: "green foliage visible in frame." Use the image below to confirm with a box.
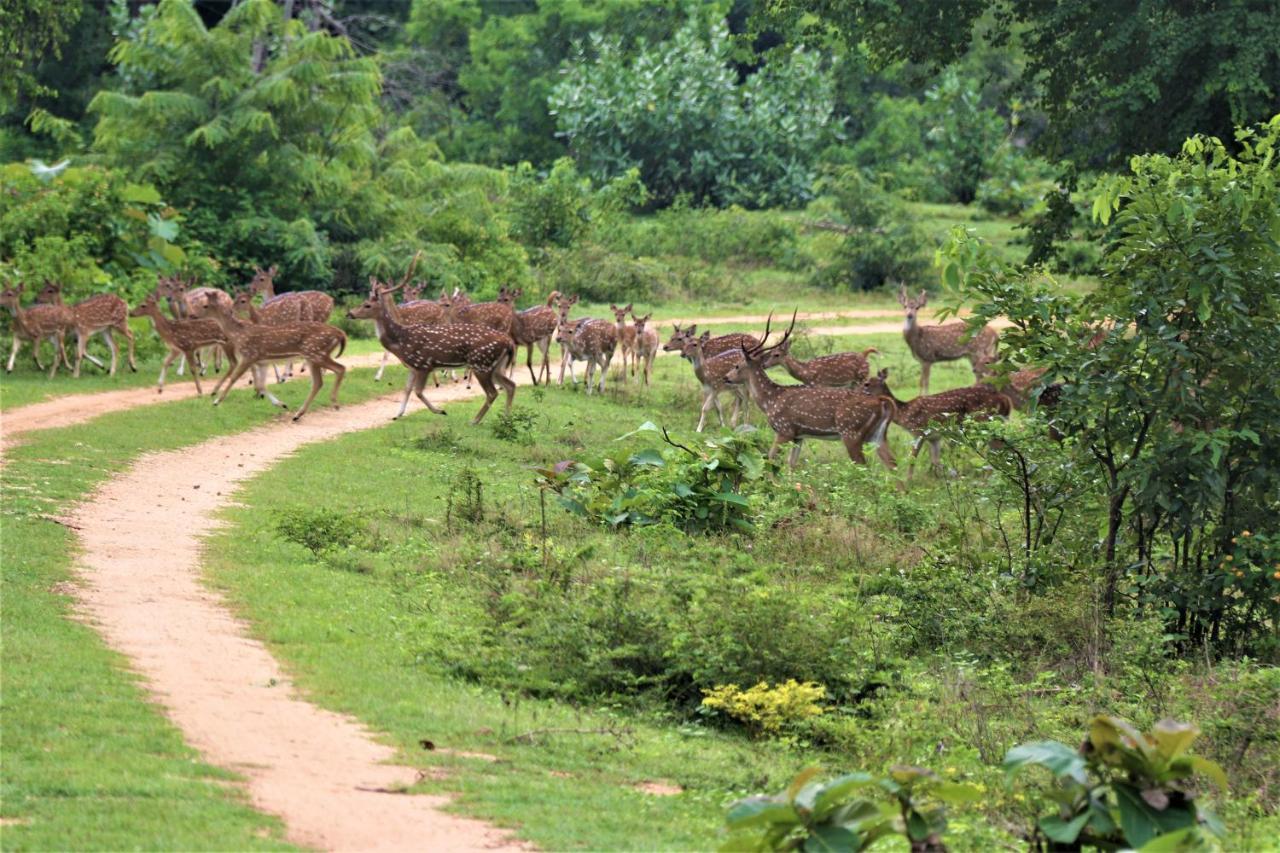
[274,507,368,557]
[607,203,803,268]
[944,115,1280,655]
[506,157,646,251]
[489,407,539,445]
[0,163,190,303]
[1004,715,1227,850]
[551,21,837,208]
[701,680,827,736]
[538,422,778,534]
[0,0,83,101]
[812,168,929,290]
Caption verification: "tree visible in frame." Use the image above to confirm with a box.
[942,115,1280,654]
[0,0,83,102]
[762,0,1280,170]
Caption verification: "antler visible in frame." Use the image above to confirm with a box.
[398,250,423,289]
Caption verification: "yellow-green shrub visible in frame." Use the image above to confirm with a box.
[701,679,826,736]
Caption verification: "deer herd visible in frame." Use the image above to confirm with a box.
[4,268,1054,483]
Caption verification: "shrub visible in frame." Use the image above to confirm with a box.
[606,203,802,268]
[701,680,827,736]
[507,157,647,252]
[274,507,368,556]
[812,168,929,291]
[489,407,538,444]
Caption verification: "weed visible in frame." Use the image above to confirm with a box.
[274,507,368,556]
[445,467,484,527]
[490,407,539,444]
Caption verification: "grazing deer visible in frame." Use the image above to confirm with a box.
[631,311,658,385]
[864,367,1011,484]
[372,287,448,381]
[130,290,233,395]
[898,285,999,394]
[609,303,635,380]
[761,336,878,388]
[726,315,896,469]
[680,331,750,431]
[203,293,346,420]
[0,283,71,377]
[348,280,515,423]
[513,290,560,385]
[39,282,137,377]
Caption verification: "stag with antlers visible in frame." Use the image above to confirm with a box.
[760,336,878,388]
[898,285,999,394]
[726,314,896,469]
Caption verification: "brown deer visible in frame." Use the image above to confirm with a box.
[39,282,137,377]
[513,290,560,385]
[610,303,635,380]
[555,295,586,385]
[761,336,878,388]
[631,311,658,385]
[372,287,448,382]
[157,276,232,375]
[898,285,999,394]
[680,331,750,431]
[348,280,515,423]
[725,315,896,469]
[203,293,346,421]
[249,265,335,322]
[863,367,1011,484]
[130,290,233,395]
[572,317,617,395]
[446,287,516,336]
[1,282,71,377]
[663,323,759,358]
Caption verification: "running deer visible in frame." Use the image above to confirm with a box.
[39,282,137,377]
[372,286,447,381]
[680,331,750,431]
[863,367,1011,484]
[129,290,233,395]
[203,293,346,420]
[446,287,516,335]
[347,280,515,423]
[610,303,635,380]
[898,285,999,394]
[1,282,71,377]
[513,290,560,385]
[631,311,658,385]
[157,276,232,375]
[572,316,617,395]
[761,336,878,387]
[725,315,896,469]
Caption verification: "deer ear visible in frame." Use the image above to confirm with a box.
[268,265,278,276]
[917,290,927,306]
[624,303,632,312]
[897,283,907,306]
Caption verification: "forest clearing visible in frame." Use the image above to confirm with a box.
[2,1,1278,851]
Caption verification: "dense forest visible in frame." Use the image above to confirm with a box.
[2,1,1279,850]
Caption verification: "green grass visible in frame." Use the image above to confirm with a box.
[0,368,391,849]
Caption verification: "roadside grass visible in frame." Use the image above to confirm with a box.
[0,368,390,849]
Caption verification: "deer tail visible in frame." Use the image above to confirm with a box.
[333,333,346,359]
[871,399,894,446]
[861,347,879,359]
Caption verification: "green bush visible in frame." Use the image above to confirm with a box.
[506,157,646,251]
[274,507,369,557]
[812,168,929,291]
[606,203,803,268]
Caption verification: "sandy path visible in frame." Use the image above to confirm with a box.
[69,385,526,852]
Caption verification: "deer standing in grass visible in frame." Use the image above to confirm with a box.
[555,295,588,385]
[898,285,999,394]
[680,331,751,431]
[513,290,560,385]
[157,276,233,375]
[248,265,336,381]
[572,314,617,395]
[725,315,896,469]
[663,323,760,358]
[203,294,346,420]
[38,282,137,377]
[348,280,515,423]
[631,311,657,385]
[863,367,1011,485]
[609,303,635,380]
[1,283,71,377]
[130,290,233,395]
[761,336,878,388]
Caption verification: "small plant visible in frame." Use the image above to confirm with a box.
[1003,715,1228,850]
[721,765,977,851]
[406,426,470,455]
[490,407,538,444]
[701,680,826,736]
[445,467,484,527]
[273,507,367,556]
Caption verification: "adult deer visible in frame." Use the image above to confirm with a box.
[631,311,658,385]
[38,282,137,377]
[863,367,1011,484]
[572,315,617,395]
[725,314,896,469]
[157,276,232,375]
[203,293,346,420]
[663,323,759,358]
[555,294,587,385]
[130,290,232,395]
[513,290,560,385]
[372,286,447,381]
[761,336,878,388]
[898,285,998,394]
[348,280,515,423]
[609,303,635,380]
[249,265,335,322]
[446,286,516,335]
[679,331,750,431]
[1,282,71,377]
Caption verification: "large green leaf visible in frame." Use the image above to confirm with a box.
[726,797,799,831]
[1136,826,1204,851]
[1150,720,1199,762]
[803,825,860,853]
[1039,813,1089,844]
[1115,784,1195,848]
[629,448,665,467]
[809,774,876,820]
[1003,740,1087,784]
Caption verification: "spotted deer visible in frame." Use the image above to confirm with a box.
[157,276,232,374]
[130,290,233,395]
[609,303,635,380]
[202,293,346,420]
[863,367,1011,484]
[555,294,587,385]
[1,282,71,377]
[348,281,515,423]
[446,287,516,336]
[249,265,335,322]
[39,282,137,377]
[631,311,658,385]
[761,336,878,388]
[663,323,759,358]
[513,290,560,385]
[725,315,896,469]
[680,331,751,431]
[572,316,617,395]
[898,285,999,394]
[372,286,448,381]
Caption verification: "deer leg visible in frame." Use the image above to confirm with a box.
[326,359,345,409]
[583,358,595,396]
[100,329,119,376]
[875,432,897,470]
[919,361,932,395]
[46,336,61,378]
[117,320,137,372]
[788,439,804,469]
[929,437,943,473]
[696,390,716,432]
[72,329,86,378]
[767,435,785,463]
[471,370,501,424]
[156,349,178,393]
[526,343,538,385]
[6,335,21,372]
[185,349,205,396]
[213,361,254,406]
[841,432,868,464]
[254,366,288,409]
[291,361,329,421]
[411,371,446,417]
[599,352,612,393]
[375,349,390,381]
[539,339,552,384]
[177,352,186,376]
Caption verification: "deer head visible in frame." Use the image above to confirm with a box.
[128,290,162,319]
[897,284,928,327]
[630,311,652,334]
[663,323,694,352]
[249,265,278,297]
[609,303,633,323]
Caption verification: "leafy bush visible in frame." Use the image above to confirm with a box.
[506,157,646,251]
[489,407,538,445]
[701,680,827,736]
[534,244,678,304]
[606,203,803,268]
[812,168,929,291]
[274,507,369,556]
[551,20,837,208]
